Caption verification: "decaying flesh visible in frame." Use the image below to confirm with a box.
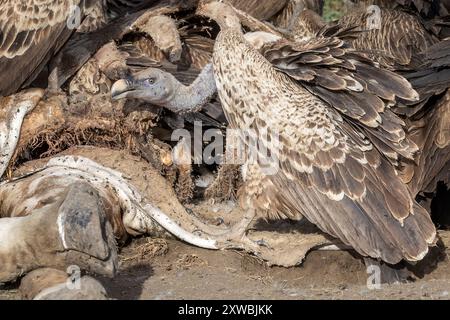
[1,146,335,267]
[0,181,118,283]
[0,89,44,179]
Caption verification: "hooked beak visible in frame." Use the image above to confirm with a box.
[111,77,143,101]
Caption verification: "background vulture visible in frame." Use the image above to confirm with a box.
[0,0,171,97]
[0,0,92,96]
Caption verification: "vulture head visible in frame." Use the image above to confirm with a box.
[141,15,183,63]
[197,1,241,30]
[111,67,177,105]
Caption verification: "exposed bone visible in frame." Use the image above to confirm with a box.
[6,146,336,267]
[37,155,328,258]
[317,244,352,251]
[2,153,274,253]
[0,89,44,179]
[17,155,219,249]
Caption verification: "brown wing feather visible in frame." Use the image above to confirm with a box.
[253,111,435,263]
[338,8,438,70]
[179,28,214,69]
[211,24,436,263]
[260,30,420,164]
[248,118,436,263]
[403,90,450,194]
[401,39,450,116]
[0,0,84,96]
[227,0,288,20]
[272,0,325,30]
[350,0,449,17]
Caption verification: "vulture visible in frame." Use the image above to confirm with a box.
[113,5,450,263]
[0,0,101,95]
[0,0,104,96]
[0,0,191,96]
[188,1,437,265]
[112,2,445,264]
[293,5,450,194]
[272,0,325,30]
[337,7,439,71]
[348,0,450,18]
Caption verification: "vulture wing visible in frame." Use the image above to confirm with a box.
[402,40,450,193]
[273,0,324,29]
[0,0,82,96]
[180,31,214,70]
[338,8,438,71]
[243,28,437,263]
[261,27,420,165]
[405,38,450,113]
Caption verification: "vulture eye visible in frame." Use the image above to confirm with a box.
[147,78,156,85]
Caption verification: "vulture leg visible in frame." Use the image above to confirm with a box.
[0,182,118,283]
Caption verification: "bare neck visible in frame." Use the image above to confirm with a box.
[166,63,217,113]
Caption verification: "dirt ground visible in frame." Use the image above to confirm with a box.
[1,232,450,300]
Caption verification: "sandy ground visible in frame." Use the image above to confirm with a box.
[1,233,450,300]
